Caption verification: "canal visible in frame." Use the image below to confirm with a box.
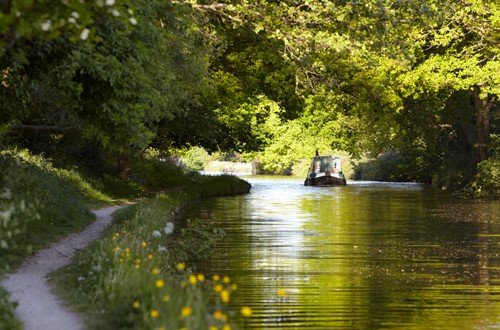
[187,177,500,329]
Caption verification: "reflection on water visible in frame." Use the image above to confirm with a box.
[186,177,500,329]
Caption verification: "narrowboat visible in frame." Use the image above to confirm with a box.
[304,152,346,186]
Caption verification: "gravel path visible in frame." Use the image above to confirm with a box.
[1,204,128,330]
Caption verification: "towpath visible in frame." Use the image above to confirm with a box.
[2,204,128,330]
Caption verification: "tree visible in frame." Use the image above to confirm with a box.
[1,0,209,164]
[398,0,500,163]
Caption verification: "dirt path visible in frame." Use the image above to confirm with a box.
[1,204,128,330]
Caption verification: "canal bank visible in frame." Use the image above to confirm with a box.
[2,171,252,330]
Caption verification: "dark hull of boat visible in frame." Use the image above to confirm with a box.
[304,175,346,186]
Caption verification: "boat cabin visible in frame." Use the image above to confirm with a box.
[304,154,346,186]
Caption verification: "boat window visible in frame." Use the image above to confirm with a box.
[321,158,333,172]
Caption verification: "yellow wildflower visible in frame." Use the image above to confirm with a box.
[231,284,238,291]
[222,325,232,330]
[223,276,230,284]
[141,241,147,247]
[277,288,287,297]
[220,290,230,303]
[197,274,205,282]
[209,326,218,330]
[241,306,252,317]
[181,306,192,318]
[162,295,170,302]
[177,262,185,271]
[132,301,140,309]
[214,284,223,292]
[214,310,223,320]
[148,254,153,260]
[212,274,220,282]
[135,264,141,270]
[152,268,160,275]
[155,279,165,288]
[150,309,159,318]
[189,274,197,286]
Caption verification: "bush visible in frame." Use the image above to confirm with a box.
[0,286,21,330]
[182,147,212,170]
[456,157,500,199]
[353,153,411,181]
[129,156,195,189]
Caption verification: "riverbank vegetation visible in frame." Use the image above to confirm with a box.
[52,194,251,329]
[0,149,250,329]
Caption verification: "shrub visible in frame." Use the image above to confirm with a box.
[456,157,500,199]
[0,286,21,330]
[352,153,411,181]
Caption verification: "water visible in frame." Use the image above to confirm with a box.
[185,177,500,329]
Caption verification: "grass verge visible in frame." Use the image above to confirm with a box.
[52,182,252,329]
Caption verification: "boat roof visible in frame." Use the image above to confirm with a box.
[312,155,341,160]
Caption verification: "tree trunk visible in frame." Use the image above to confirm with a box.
[118,153,131,178]
[470,85,493,163]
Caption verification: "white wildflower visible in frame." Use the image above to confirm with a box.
[0,188,12,199]
[111,9,120,17]
[94,265,102,272]
[77,276,85,282]
[80,28,90,40]
[129,17,137,25]
[106,0,115,5]
[164,223,174,235]
[41,19,52,31]
[71,11,80,19]
[68,17,76,24]
[158,246,167,253]
[152,230,161,238]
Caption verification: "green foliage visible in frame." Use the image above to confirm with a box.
[190,175,251,198]
[1,0,209,155]
[456,157,500,199]
[182,147,211,170]
[0,149,111,330]
[353,153,413,182]
[0,186,39,270]
[128,157,195,189]
[0,286,21,330]
[0,150,111,268]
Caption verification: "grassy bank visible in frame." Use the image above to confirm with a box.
[0,149,251,329]
[52,190,252,329]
